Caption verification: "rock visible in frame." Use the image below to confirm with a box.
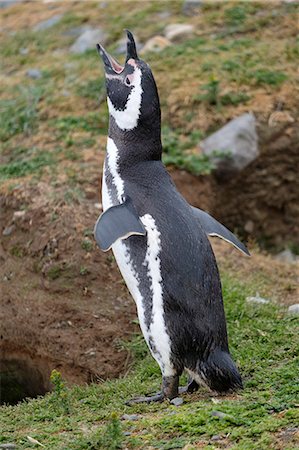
[170,397,184,406]
[121,414,140,421]
[0,0,24,8]
[246,293,269,305]
[26,68,42,79]
[200,113,258,176]
[19,47,28,55]
[33,14,63,32]
[211,435,221,441]
[288,304,299,315]
[2,225,15,236]
[211,410,228,419]
[70,27,107,54]
[13,210,26,220]
[0,444,17,449]
[275,249,298,263]
[157,10,171,20]
[62,25,90,38]
[164,23,195,43]
[140,36,171,54]
[182,0,202,16]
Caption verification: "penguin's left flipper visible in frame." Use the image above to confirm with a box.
[94,197,146,252]
[191,206,250,256]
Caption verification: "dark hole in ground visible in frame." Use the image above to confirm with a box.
[0,357,51,405]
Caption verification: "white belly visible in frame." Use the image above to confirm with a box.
[102,151,174,377]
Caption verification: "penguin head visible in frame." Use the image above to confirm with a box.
[97,30,160,133]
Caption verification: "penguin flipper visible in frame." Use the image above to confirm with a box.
[94,197,146,252]
[191,206,250,256]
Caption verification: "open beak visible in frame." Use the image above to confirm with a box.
[96,30,139,74]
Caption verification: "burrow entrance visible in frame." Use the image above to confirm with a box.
[0,351,52,405]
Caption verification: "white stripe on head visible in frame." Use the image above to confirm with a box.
[107,67,143,131]
[141,213,174,377]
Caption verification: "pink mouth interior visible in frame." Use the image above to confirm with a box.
[108,55,124,73]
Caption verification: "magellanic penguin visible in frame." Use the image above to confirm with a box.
[94,30,250,403]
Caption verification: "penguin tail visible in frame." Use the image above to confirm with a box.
[191,349,243,393]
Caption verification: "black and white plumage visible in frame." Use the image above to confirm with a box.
[94,31,249,402]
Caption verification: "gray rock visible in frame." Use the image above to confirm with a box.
[211,435,221,441]
[182,0,202,16]
[70,28,107,54]
[211,410,228,419]
[288,304,299,315]
[2,225,15,236]
[0,444,17,449]
[164,23,194,43]
[62,25,90,38]
[275,249,298,263]
[170,397,184,406]
[157,10,172,20]
[121,414,140,421]
[0,0,24,8]
[200,113,258,175]
[19,47,28,55]
[33,14,63,32]
[26,68,42,79]
[246,293,269,305]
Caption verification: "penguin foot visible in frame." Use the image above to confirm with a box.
[179,378,199,394]
[125,392,164,405]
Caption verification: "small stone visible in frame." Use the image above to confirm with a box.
[62,25,90,38]
[157,10,171,20]
[13,210,25,220]
[0,444,17,449]
[94,203,102,210]
[182,0,202,16]
[2,225,15,236]
[121,414,139,421]
[123,432,131,436]
[170,397,184,406]
[211,410,228,419]
[244,220,254,233]
[211,435,221,441]
[200,113,258,176]
[19,47,28,55]
[33,14,63,32]
[0,0,24,8]
[70,27,107,54]
[164,23,195,43]
[275,249,298,263]
[140,36,171,55]
[288,304,299,315]
[246,293,269,305]
[26,68,42,79]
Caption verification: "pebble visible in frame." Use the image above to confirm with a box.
[164,23,195,43]
[26,68,42,79]
[33,14,63,32]
[182,0,202,16]
[2,225,15,236]
[170,397,184,406]
[0,445,16,449]
[246,293,270,305]
[275,249,298,263]
[211,435,221,441]
[13,210,26,220]
[121,414,140,421]
[211,410,228,419]
[140,36,171,54]
[288,304,299,315]
[19,47,28,55]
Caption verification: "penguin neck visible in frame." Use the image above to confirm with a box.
[107,114,162,170]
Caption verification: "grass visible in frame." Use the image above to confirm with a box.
[1,275,298,449]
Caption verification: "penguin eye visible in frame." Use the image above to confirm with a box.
[125,76,131,86]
